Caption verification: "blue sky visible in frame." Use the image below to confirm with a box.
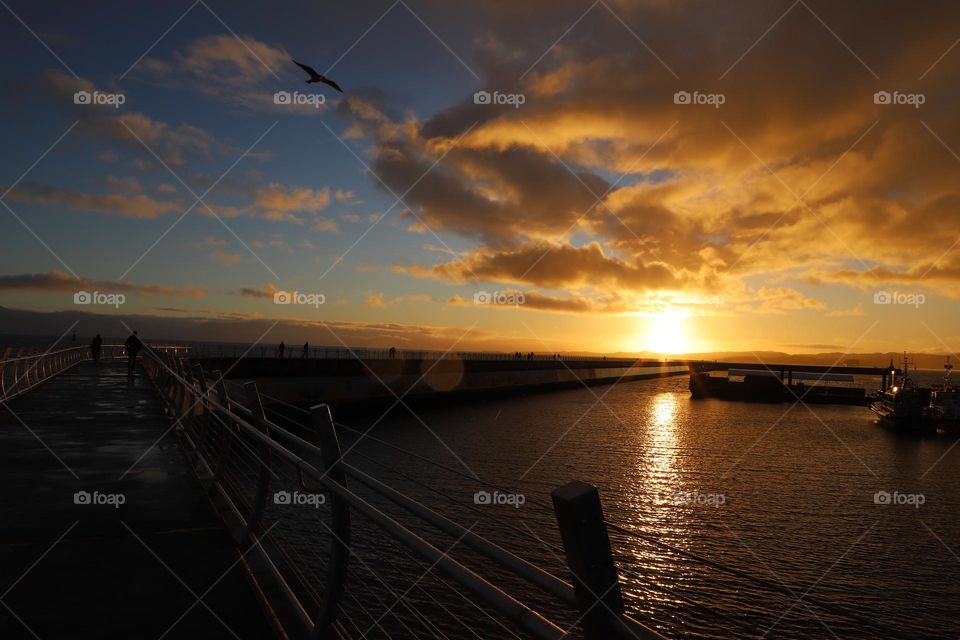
[2,0,960,355]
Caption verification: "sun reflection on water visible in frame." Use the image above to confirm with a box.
[618,391,690,597]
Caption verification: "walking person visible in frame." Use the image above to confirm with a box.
[124,331,142,373]
[90,334,102,362]
[302,341,309,358]
[278,341,285,359]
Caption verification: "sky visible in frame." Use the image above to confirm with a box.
[1,0,959,356]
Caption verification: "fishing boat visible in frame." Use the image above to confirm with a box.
[870,355,958,432]
[928,357,960,427]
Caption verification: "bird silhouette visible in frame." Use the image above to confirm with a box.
[292,59,343,93]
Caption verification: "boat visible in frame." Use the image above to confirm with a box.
[928,357,960,426]
[870,355,959,432]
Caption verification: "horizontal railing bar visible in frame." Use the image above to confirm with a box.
[140,347,571,639]
[342,460,577,606]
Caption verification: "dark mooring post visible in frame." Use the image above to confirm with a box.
[552,480,625,639]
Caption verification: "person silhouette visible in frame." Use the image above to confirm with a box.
[278,341,285,358]
[124,331,142,372]
[90,334,102,362]
[302,341,309,358]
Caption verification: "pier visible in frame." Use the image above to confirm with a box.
[189,345,690,409]
[0,352,275,639]
[0,343,671,639]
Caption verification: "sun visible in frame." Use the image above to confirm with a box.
[640,311,691,355]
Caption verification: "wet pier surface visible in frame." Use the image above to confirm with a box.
[0,361,275,639]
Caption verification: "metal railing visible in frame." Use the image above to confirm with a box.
[137,343,669,640]
[0,343,192,402]
[186,342,670,364]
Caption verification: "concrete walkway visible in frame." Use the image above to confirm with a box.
[0,361,276,639]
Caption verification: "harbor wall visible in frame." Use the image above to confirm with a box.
[191,357,690,406]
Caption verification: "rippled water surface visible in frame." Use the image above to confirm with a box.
[321,372,960,639]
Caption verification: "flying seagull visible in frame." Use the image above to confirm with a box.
[292,59,343,93]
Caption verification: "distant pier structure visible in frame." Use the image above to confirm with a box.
[0,342,673,639]
[189,346,690,408]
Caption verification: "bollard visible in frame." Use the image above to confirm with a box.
[551,480,625,639]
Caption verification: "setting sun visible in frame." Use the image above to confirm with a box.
[640,311,692,354]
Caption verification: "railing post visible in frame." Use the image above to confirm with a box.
[243,382,272,538]
[0,347,9,399]
[209,374,235,486]
[190,364,209,454]
[551,480,625,639]
[309,404,350,639]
